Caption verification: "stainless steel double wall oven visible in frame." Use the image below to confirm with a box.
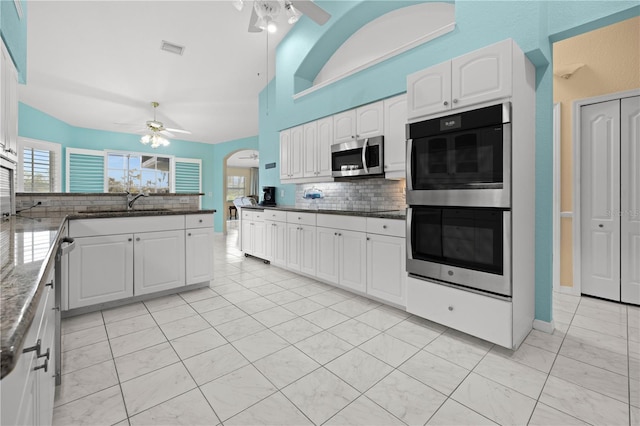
[406,102,513,297]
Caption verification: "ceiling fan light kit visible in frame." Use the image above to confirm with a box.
[237,0,330,33]
[138,101,190,149]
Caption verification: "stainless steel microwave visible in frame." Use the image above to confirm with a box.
[331,136,384,178]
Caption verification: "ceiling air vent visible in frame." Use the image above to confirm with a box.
[160,40,185,56]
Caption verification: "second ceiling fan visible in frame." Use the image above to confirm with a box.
[234,0,331,33]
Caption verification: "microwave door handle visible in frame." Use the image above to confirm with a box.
[406,207,414,260]
[406,139,413,190]
[362,138,369,174]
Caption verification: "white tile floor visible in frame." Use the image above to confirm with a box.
[53,229,640,425]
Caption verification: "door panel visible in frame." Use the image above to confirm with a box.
[339,230,366,292]
[581,100,620,301]
[621,95,640,304]
[134,230,185,295]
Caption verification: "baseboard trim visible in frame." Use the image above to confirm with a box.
[532,319,555,334]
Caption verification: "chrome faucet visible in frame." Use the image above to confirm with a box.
[126,191,149,210]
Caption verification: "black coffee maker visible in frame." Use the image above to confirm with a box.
[261,186,276,206]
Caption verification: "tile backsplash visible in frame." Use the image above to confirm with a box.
[15,193,201,217]
[295,179,406,211]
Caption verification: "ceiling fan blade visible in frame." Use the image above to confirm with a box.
[159,130,175,138]
[290,0,331,25]
[164,127,192,135]
[248,7,262,32]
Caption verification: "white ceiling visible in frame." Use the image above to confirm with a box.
[19,0,296,145]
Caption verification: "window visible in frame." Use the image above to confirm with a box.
[226,175,246,201]
[107,153,171,193]
[18,138,62,192]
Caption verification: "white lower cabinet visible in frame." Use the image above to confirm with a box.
[366,234,406,306]
[266,220,287,267]
[186,227,214,285]
[316,227,366,292]
[134,230,185,296]
[286,223,316,276]
[241,210,266,260]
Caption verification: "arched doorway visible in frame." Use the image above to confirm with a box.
[222,149,259,235]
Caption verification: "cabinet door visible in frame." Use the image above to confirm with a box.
[241,220,253,254]
[356,101,384,139]
[367,234,406,306]
[333,109,356,144]
[265,220,274,262]
[339,230,367,292]
[316,227,339,284]
[279,129,291,180]
[68,235,134,309]
[383,94,408,175]
[253,220,267,259]
[303,121,318,178]
[451,40,512,109]
[134,230,185,295]
[299,225,316,276]
[186,227,214,285]
[290,125,304,179]
[316,116,333,178]
[37,286,56,426]
[407,61,451,119]
[286,223,301,270]
[272,221,287,267]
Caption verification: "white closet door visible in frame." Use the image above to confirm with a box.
[621,95,640,304]
[580,100,621,301]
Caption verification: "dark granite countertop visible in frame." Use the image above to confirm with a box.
[0,208,216,379]
[241,205,406,220]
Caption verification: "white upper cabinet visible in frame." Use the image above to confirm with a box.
[279,129,291,181]
[282,118,332,183]
[315,117,333,178]
[303,121,318,178]
[333,109,357,144]
[383,94,408,178]
[333,101,384,144]
[1,40,18,161]
[280,125,304,181]
[407,39,513,120]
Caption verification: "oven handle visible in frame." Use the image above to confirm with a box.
[406,207,414,261]
[406,139,413,191]
[361,138,369,174]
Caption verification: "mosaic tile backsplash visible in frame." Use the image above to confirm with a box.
[295,179,406,211]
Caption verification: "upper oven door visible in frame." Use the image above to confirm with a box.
[332,136,384,177]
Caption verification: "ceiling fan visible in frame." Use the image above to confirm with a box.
[233,0,331,33]
[138,101,191,149]
[238,151,259,160]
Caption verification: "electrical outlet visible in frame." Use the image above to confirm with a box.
[179,197,189,204]
[280,190,285,198]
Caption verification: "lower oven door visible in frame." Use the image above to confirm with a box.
[406,206,511,297]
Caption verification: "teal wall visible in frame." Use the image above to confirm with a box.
[18,103,257,232]
[0,0,27,82]
[256,0,640,324]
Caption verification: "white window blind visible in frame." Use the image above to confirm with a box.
[18,138,62,192]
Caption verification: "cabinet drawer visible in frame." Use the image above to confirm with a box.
[406,276,512,348]
[317,214,366,232]
[264,209,287,222]
[70,215,184,237]
[287,212,316,226]
[366,218,405,237]
[241,209,264,221]
[185,214,213,229]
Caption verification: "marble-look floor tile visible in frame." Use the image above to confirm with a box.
[281,298,324,316]
[282,367,359,425]
[178,287,218,303]
[62,340,112,374]
[183,343,250,386]
[365,370,446,425]
[328,318,381,346]
[53,385,127,426]
[553,308,574,324]
[114,342,179,382]
[215,315,266,342]
[225,391,312,426]
[264,290,305,305]
[295,331,354,365]
[62,324,108,352]
[559,335,629,376]
[150,304,197,325]
[158,314,211,340]
[129,389,219,425]
[473,352,548,399]
[235,296,278,315]
[232,329,290,362]
[575,303,627,325]
[61,311,104,335]
[55,359,119,407]
[359,333,420,367]
[539,375,629,425]
[385,319,443,348]
[426,398,496,425]
[200,304,247,326]
[222,289,261,304]
[102,302,149,324]
[571,314,628,339]
[451,372,536,426]
[120,362,196,416]
[528,403,589,425]
[326,348,393,392]
[109,326,167,358]
[253,345,320,389]
[354,306,407,331]
[524,329,565,353]
[105,313,156,339]
[579,296,628,315]
[491,343,556,373]
[302,307,350,329]
[325,395,405,426]
[250,283,287,297]
[188,295,231,314]
[406,315,448,334]
[423,331,491,370]
[550,354,629,403]
[307,290,350,307]
[330,297,380,317]
[398,350,469,396]
[252,305,298,328]
[170,327,227,359]
[143,294,186,312]
[290,283,329,298]
[271,318,323,344]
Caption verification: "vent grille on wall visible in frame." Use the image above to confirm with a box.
[160,40,185,56]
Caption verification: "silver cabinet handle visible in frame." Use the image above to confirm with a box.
[448,306,454,311]
[128,238,132,242]
[382,225,387,229]
[136,237,141,241]
[453,99,458,104]
[34,358,48,372]
[188,233,192,236]
[23,339,41,354]
[38,347,50,361]
[443,101,449,106]
[367,237,370,241]
[46,281,53,288]
[338,233,342,236]
[598,224,603,228]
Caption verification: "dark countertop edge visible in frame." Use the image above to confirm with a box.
[1,208,217,379]
[66,209,216,220]
[0,219,66,379]
[17,192,205,197]
[241,205,406,220]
